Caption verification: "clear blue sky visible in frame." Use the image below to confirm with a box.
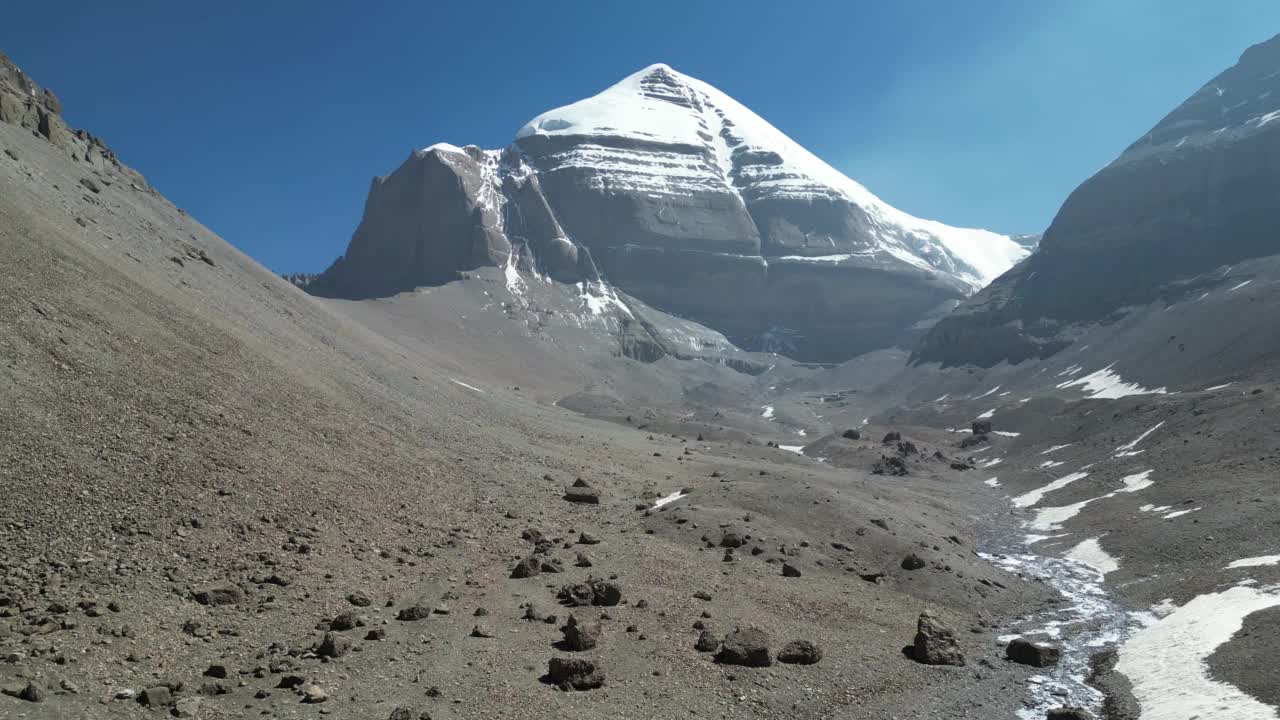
[4,2,1278,273]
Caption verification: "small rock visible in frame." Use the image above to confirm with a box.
[192,582,242,607]
[397,604,432,621]
[841,429,861,440]
[301,684,328,704]
[314,632,351,658]
[716,626,772,667]
[547,657,605,691]
[781,563,802,578]
[329,611,359,631]
[203,664,229,679]
[694,630,719,652]
[347,591,372,607]
[470,624,494,638]
[140,685,172,707]
[1007,638,1061,668]
[777,639,822,665]
[561,615,602,651]
[510,556,541,579]
[1046,708,1092,720]
[971,420,993,435]
[577,532,601,545]
[901,553,926,570]
[173,697,201,718]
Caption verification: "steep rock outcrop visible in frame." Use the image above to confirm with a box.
[916,34,1280,367]
[0,51,146,189]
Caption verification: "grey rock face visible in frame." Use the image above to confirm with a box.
[0,51,147,188]
[310,64,1024,362]
[916,34,1280,367]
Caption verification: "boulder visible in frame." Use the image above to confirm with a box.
[547,657,605,691]
[971,420,993,435]
[510,556,541,579]
[912,611,965,666]
[777,639,822,665]
[192,582,242,606]
[841,429,861,440]
[1006,638,1061,667]
[560,615,601,651]
[716,626,772,667]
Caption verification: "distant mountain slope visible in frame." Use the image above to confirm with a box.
[310,64,1026,362]
[916,34,1280,369]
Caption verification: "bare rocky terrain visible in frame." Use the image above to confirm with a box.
[3,37,1280,720]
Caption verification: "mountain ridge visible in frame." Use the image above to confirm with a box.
[308,63,1028,362]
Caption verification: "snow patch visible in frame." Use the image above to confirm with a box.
[984,477,1001,487]
[1057,364,1168,400]
[993,430,1021,437]
[1041,444,1073,455]
[449,379,485,394]
[1226,555,1280,569]
[1064,537,1120,575]
[652,489,688,509]
[1115,421,1166,457]
[1013,472,1090,508]
[977,408,996,419]
[1162,507,1201,520]
[1116,585,1280,720]
[760,405,775,419]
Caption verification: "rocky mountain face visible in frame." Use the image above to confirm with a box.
[308,64,1027,362]
[0,51,146,190]
[916,34,1280,367]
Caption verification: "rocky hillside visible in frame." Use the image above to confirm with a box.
[0,51,146,191]
[916,34,1280,369]
[308,64,1027,362]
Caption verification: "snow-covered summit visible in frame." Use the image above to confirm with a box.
[519,63,1027,289]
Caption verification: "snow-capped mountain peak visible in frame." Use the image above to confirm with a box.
[519,63,1027,289]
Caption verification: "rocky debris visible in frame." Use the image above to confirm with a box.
[959,434,988,449]
[329,611,360,631]
[301,684,328,704]
[912,610,965,666]
[396,604,432,621]
[971,420,993,435]
[694,630,719,652]
[841,429,861,440]
[882,431,901,443]
[781,562,802,577]
[896,440,918,455]
[777,639,822,665]
[470,624,494,638]
[716,626,772,667]
[540,558,565,573]
[720,531,745,548]
[577,532,601,545]
[523,528,555,553]
[574,552,593,568]
[1006,638,1061,667]
[173,697,201,718]
[560,614,602,651]
[365,628,387,641]
[1046,709,1092,720]
[564,479,601,504]
[557,577,622,607]
[347,591,372,607]
[901,553,926,570]
[140,685,173,707]
[315,632,352,658]
[547,657,605,691]
[950,459,974,471]
[2,680,45,703]
[873,455,908,476]
[510,556,541,579]
[192,582,242,606]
